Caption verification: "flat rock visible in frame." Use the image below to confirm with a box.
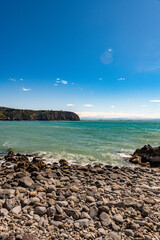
[99,212,111,227]
[11,205,21,215]
[19,176,34,188]
[106,232,120,240]
[75,218,90,228]
[34,206,46,215]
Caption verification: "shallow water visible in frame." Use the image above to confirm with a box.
[0,120,160,166]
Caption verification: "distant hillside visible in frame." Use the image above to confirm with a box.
[0,107,80,121]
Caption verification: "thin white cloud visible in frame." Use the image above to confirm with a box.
[150,100,160,102]
[77,111,160,119]
[108,48,112,52]
[137,63,160,72]
[140,105,147,108]
[67,104,75,107]
[61,80,68,85]
[83,104,94,107]
[9,78,16,82]
[56,78,60,81]
[22,87,31,91]
[99,77,103,81]
[20,78,23,81]
[111,105,115,108]
[54,84,58,86]
[118,77,125,81]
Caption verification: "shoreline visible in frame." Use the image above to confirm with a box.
[0,152,159,239]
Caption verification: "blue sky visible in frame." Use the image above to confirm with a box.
[1,0,160,119]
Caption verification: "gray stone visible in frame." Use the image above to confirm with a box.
[112,214,124,223]
[65,209,80,220]
[111,222,120,231]
[67,195,79,203]
[55,204,63,214]
[125,229,134,237]
[89,205,98,219]
[47,207,56,217]
[98,228,106,235]
[30,197,40,204]
[4,198,16,210]
[0,189,15,199]
[0,232,9,240]
[75,218,90,228]
[33,214,41,221]
[50,220,63,227]
[47,185,56,193]
[86,196,95,203]
[98,206,109,214]
[105,232,120,240]
[19,176,34,188]
[11,205,21,215]
[34,206,46,215]
[0,208,8,216]
[81,211,91,219]
[99,212,111,227]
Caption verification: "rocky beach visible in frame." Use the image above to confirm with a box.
[0,151,159,240]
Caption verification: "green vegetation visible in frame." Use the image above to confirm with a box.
[0,107,80,121]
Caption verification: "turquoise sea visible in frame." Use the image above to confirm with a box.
[0,120,160,167]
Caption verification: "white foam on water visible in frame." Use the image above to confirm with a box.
[36,151,99,165]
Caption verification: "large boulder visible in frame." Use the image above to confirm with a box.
[129,145,160,167]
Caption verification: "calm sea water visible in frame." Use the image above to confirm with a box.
[0,120,160,167]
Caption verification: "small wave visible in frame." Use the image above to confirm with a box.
[117,153,131,158]
[2,142,9,147]
[36,151,99,165]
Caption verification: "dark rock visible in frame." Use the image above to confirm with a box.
[129,145,160,167]
[34,206,46,215]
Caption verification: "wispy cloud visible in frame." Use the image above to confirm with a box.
[99,77,103,81]
[118,77,125,81]
[111,105,115,108]
[150,100,160,102]
[137,62,160,72]
[9,78,16,82]
[140,105,147,108]
[61,80,68,85]
[67,104,75,107]
[83,104,94,107]
[20,78,23,81]
[22,87,31,92]
[54,84,58,86]
[77,111,160,119]
[100,48,113,65]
